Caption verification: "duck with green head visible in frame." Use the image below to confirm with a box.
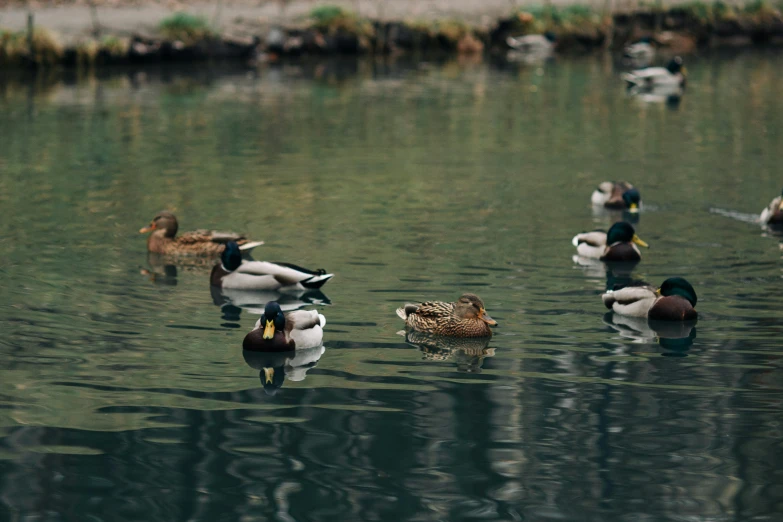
[591,181,641,212]
[211,241,333,291]
[760,188,783,226]
[243,301,326,352]
[622,57,687,91]
[572,222,649,262]
[602,277,698,321]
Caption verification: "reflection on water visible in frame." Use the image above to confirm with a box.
[1,51,783,521]
[243,346,325,395]
[401,329,495,373]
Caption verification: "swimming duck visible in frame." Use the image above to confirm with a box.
[591,181,641,211]
[139,211,263,256]
[602,277,698,321]
[396,293,497,338]
[622,57,686,91]
[210,241,333,291]
[572,222,649,262]
[242,301,326,352]
[760,189,783,226]
[506,31,556,53]
[623,37,655,63]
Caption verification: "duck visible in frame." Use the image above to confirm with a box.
[506,31,556,54]
[572,222,649,262]
[242,301,325,352]
[760,189,783,226]
[622,57,686,91]
[591,181,641,211]
[396,293,497,338]
[210,241,333,291]
[623,36,655,63]
[139,211,263,256]
[602,277,698,321]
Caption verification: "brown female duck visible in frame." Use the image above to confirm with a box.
[139,211,263,256]
[396,293,498,338]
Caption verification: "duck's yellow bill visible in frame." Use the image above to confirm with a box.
[778,200,783,210]
[263,320,275,339]
[681,66,688,76]
[632,234,649,248]
[480,309,498,326]
[628,203,639,213]
[263,367,274,384]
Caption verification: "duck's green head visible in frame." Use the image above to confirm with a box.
[261,301,286,340]
[622,188,641,212]
[261,365,285,395]
[667,56,684,75]
[659,277,697,307]
[221,241,242,272]
[606,222,649,248]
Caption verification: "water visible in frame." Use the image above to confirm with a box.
[1,50,782,521]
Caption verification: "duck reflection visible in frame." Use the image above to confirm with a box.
[401,330,495,373]
[211,285,330,319]
[242,345,325,395]
[573,256,643,292]
[603,312,697,354]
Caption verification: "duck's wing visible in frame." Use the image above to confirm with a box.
[572,231,607,248]
[602,285,658,317]
[284,310,325,349]
[236,261,333,288]
[285,310,326,332]
[760,196,783,224]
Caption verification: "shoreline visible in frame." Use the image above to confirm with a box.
[2,1,783,68]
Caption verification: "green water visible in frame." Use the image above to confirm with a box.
[1,51,782,521]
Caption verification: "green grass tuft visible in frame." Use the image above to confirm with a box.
[159,12,214,43]
[308,4,374,37]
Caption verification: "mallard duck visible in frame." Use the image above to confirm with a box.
[396,293,497,338]
[623,37,655,63]
[591,181,641,211]
[760,189,783,226]
[210,241,333,291]
[572,222,649,262]
[242,345,325,396]
[622,57,686,91]
[139,211,263,256]
[506,31,556,53]
[243,301,325,352]
[602,277,697,321]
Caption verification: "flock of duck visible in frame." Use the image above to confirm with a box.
[506,33,687,101]
[139,185,783,388]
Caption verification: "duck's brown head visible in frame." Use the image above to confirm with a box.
[455,293,497,326]
[139,211,178,238]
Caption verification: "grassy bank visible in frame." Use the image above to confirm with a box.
[2,1,783,68]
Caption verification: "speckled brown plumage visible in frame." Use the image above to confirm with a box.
[139,211,260,256]
[396,293,497,338]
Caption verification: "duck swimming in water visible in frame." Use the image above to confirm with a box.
[572,222,649,262]
[139,211,263,256]
[591,181,641,211]
[602,277,698,321]
[396,293,497,338]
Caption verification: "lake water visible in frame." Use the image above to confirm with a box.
[1,50,782,521]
